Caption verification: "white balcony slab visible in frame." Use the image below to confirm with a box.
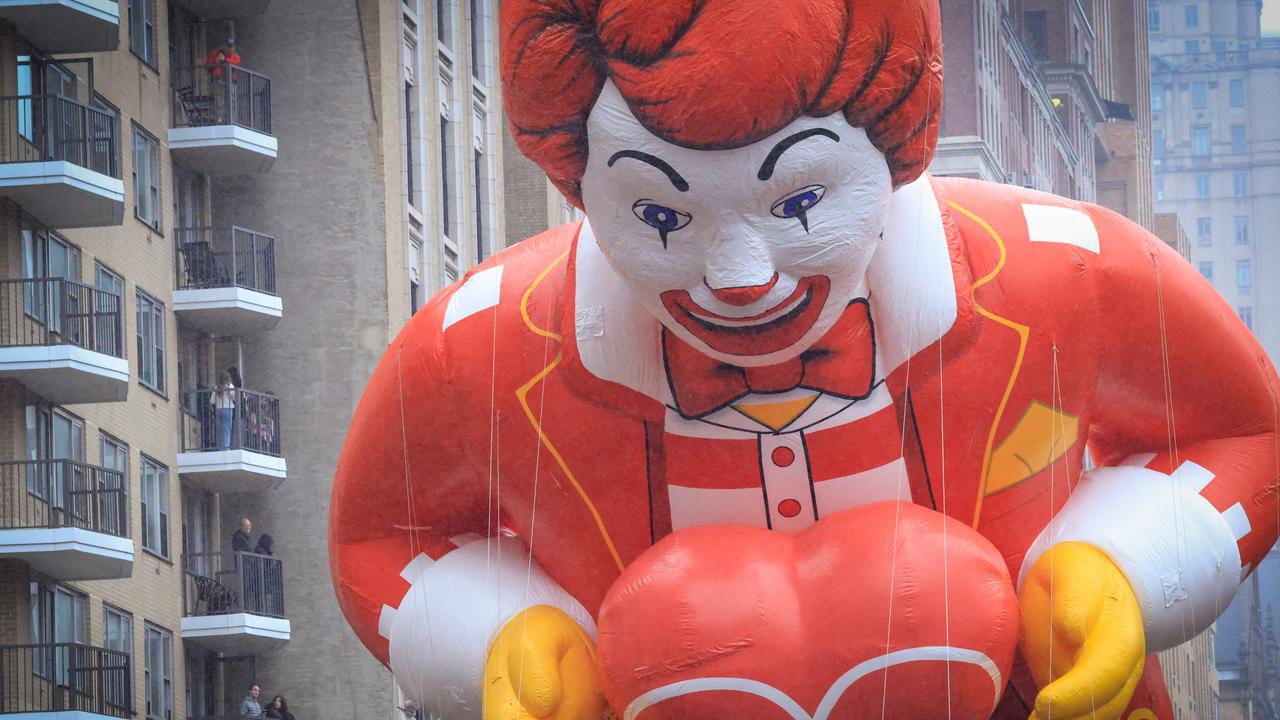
[173,286,282,334]
[0,526,133,580]
[0,345,128,404]
[0,0,120,53]
[177,449,286,492]
[169,125,276,175]
[181,613,290,652]
[170,0,268,18]
[0,161,124,228]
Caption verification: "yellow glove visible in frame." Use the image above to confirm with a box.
[1019,542,1145,720]
[483,604,606,720]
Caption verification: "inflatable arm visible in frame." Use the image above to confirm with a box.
[1021,207,1280,652]
[328,276,592,713]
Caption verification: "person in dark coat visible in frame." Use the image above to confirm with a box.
[231,518,253,553]
[264,695,295,720]
[253,533,274,556]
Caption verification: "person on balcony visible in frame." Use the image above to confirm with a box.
[232,517,253,553]
[253,533,274,556]
[265,695,295,720]
[239,684,264,719]
[212,371,237,449]
[206,38,241,84]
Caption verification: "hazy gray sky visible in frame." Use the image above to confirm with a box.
[1265,0,1280,35]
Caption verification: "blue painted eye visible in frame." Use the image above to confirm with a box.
[632,201,691,247]
[770,185,827,231]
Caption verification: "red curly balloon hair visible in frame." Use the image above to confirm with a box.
[500,0,943,207]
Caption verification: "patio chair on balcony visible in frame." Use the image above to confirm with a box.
[175,86,216,127]
[192,574,239,615]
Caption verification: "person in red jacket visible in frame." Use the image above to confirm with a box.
[329,1,1279,718]
[206,38,240,84]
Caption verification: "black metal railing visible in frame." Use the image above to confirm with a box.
[0,277,124,358]
[0,643,131,717]
[0,459,128,537]
[171,65,272,134]
[0,95,119,177]
[176,226,277,294]
[180,388,282,457]
[183,551,285,618]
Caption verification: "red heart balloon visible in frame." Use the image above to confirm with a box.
[597,502,1020,720]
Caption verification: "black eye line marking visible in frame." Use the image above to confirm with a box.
[631,200,690,250]
[608,150,690,191]
[757,128,841,181]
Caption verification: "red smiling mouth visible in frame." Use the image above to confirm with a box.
[660,276,832,356]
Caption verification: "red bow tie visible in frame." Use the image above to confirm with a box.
[663,300,877,419]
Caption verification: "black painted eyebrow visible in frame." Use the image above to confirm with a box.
[607,150,690,191]
[757,128,841,181]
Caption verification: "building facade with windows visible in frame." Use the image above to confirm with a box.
[932,0,1155,231]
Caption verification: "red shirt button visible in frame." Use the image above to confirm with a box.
[771,446,795,467]
[777,499,802,518]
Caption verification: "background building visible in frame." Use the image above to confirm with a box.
[932,0,1155,231]
[1150,1,1280,716]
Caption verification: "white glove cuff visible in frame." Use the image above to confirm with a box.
[1017,461,1243,652]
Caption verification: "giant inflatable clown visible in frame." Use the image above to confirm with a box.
[330,1,1280,718]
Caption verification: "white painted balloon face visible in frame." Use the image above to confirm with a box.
[580,81,894,367]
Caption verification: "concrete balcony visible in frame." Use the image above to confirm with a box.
[181,551,290,652]
[0,642,132,717]
[0,459,132,581]
[0,278,128,404]
[170,0,268,18]
[0,0,120,53]
[169,65,275,175]
[0,95,124,228]
[174,225,281,334]
[178,388,285,492]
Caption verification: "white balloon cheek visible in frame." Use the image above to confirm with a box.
[594,222,703,293]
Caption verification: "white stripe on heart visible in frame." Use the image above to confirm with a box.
[622,645,1003,720]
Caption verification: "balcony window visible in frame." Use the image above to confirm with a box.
[470,0,488,83]
[1152,86,1163,111]
[440,115,454,240]
[1199,261,1213,280]
[437,0,453,47]
[1195,172,1211,199]
[144,623,172,720]
[1153,129,1165,158]
[1197,217,1212,245]
[132,125,161,230]
[141,455,169,558]
[1230,79,1245,108]
[1234,170,1248,198]
[1237,259,1252,295]
[1192,81,1207,109]
[1185,5,1199,28]
[1192,127,1210,156]
[128,0,156,66]
[1231,125,1247,154]
[1235,216,1250,245]
[1185,40,1199,54]
[136,289,165,393]
[103,604,133,707]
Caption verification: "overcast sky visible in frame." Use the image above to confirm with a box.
[1265,0,1279,35]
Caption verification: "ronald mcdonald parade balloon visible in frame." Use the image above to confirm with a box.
[329,1,1280,718]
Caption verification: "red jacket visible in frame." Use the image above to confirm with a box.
[330,176,1277,717]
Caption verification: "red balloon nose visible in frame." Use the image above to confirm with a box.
[706,273,779,307]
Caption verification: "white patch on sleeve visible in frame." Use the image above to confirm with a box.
[1223,502,1252,540]
[442,265,504,331]
[398,553,434,584]
[1018,462,1243,652]
[1022,204,1100,254]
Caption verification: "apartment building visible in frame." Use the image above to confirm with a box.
[0,0,290,718]
[933,0,1155,231]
